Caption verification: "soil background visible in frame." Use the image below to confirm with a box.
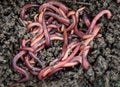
[0,0,120,87]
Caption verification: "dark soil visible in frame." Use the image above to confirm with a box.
[0,0,120,87]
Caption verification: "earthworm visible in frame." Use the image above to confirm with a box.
[31,33,44,46]
[27,22,42,32]
[75,6,86,23]
[46,67,63,78]
[64,56,82,67]
[20,39,30,48]
[32,34,63,50]
[20,4,39,20]
[39,67,63,80]
[59,25,68,59]
[66,12,76,31]
[82,46,91,70]
[24,55,41,71]
[29,52,44,67]
[39,3,64,16]
[42,17,50,46]
[83,12,91,27]
[59,8,67,18]
[45,12,70,26]
[34,14,39,22]
[29,70,39,76]
[13,51,29,82]
[46,17,54,24]
[20,47,34,52]
[117,0,120,3]
[38,45,80,79]
[74,27,84,38]
[84,25,101,46]
[38,67,50,80]
[31,24,59,45]
[48,1,69,13]
[61,41,80,61]
[13,1,112,82]
[19,40,35,53]
[87,10,112,34]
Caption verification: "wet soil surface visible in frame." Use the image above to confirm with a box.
[0,0,120,87]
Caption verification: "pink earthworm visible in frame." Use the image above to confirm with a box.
[20,4,39,20]
[87,10,112,34]
[13,51,29,82]
[83,12,91,27]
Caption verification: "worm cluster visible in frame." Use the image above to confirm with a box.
[13,1,112,82]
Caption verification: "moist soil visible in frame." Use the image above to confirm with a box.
[0,0,120,87]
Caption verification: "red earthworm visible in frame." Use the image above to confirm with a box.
[39,3,64,16]
[45,12,70,26]
[36,44,45,52]
[38,45,80,79]
[87,10,112,34]
[34,14,39,22]
[75,6,86,23]
[49,29,57,34]
[74,28,85,39]
[24,55,41,71]
[74,7,86,38]
[31,33,44,46]
[57,24,64,32]
[30,27,44,46]
[46,67,63,77]
[13,1,112,81]
[32,34,63,50]
[27,22,42,31]
[60,38,76,60]
[38,10,45,23]
[20,39,34,52]
[84,25,101,46]
[82,46,91,70]
[38,67,50,80]
[29,52,44,67]
[61,42,80,61]
[57,44,80,67]
[29,70,39,76]
[47,24,60,31]
[63,56,82,67]
[29,19,47,46]
[32,27,41,34]
[49,59,59,66]
[31,13,50,46]
[48,1,70,13]
[20,39,30,48]
[63,26,68,48]
[82,34,93,39]
[13,51,29,82]
[20,4,39,20]
[66,12,76,31]
[46,17,54,24]
[83,12,91,27]
[20,47,34,52]
[58,8,67,18]
[117,0,120,3]
[59,26,68,60]
[43,68,63,80]
[42,13,51,46]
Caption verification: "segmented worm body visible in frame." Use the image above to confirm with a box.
[13,1,112,82]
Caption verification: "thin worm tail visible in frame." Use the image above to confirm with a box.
[88,10,112,34]
[83,12,91,27]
